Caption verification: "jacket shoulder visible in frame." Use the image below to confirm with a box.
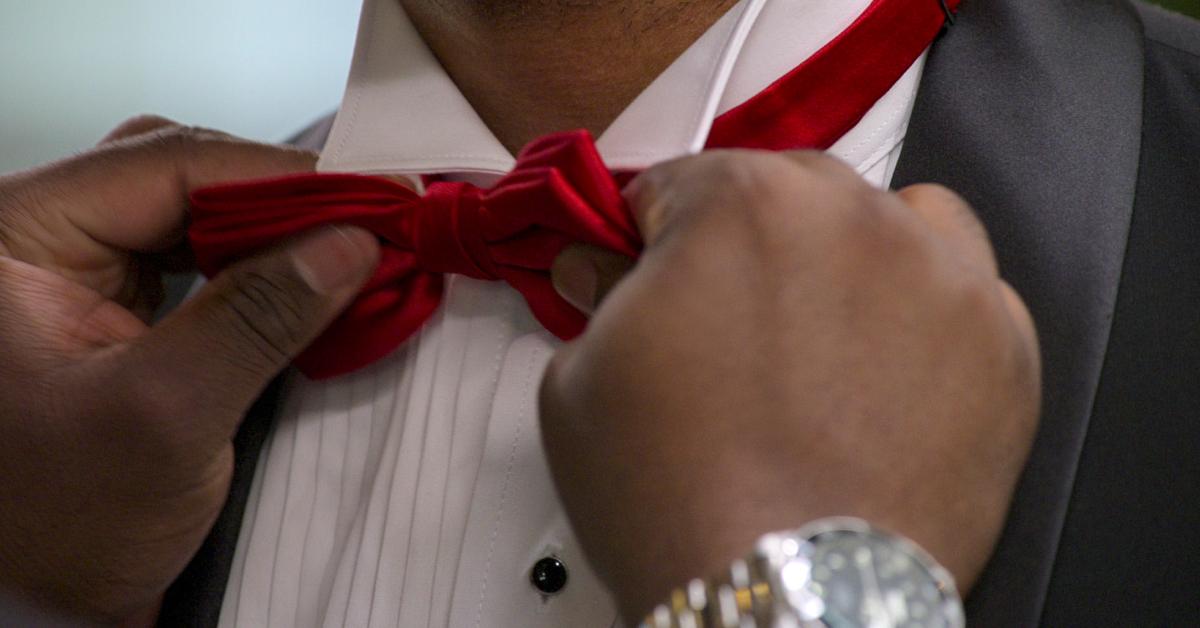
[1135,1,1200,59]
[286,113,336,151]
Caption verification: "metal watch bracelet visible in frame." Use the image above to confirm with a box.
[639,538,817,628]
[639,517,964,628]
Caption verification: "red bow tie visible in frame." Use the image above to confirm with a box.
[190,0,958,380]
[191,131,639,379]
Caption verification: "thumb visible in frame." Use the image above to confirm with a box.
[125,226,379,440]
[551,244,636,315]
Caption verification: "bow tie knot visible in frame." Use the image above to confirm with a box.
[413,183,497,281]
[190,130,641,380]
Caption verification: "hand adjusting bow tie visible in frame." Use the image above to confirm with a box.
[189,0,960,379]
[189,130,641,380]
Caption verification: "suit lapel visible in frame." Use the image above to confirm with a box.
[891,0,1144,624]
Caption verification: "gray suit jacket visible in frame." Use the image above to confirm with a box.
[161,1,1200,625]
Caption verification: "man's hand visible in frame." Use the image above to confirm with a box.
[0,117,379,622]
[540,151,1041,622]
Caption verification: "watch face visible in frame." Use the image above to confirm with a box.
[806,527,960,628]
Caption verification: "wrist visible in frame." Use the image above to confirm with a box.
[602,486,806,622]
[602,472,836,621]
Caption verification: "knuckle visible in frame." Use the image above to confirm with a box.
[642,150,835,227]
[714,152,786,201]
[142,124,194,159]
[158,124,191,150]
[998,280,1042,378]
[954,276,1008,323]
[944,276,1032,372]
[990,301,1042,440]
[165,123,227,143]
[217,268,314,369]
[635,152,796,243]
[783,149,863,182]
[632,154,689,194]
[901,183,991,241]
[899,182,965,206]
[702,153,802,228]
[693,152,906,267]
[154,124,230,157]
[955,208,992,249]
[937,186,984,231]
[100,114,182,144]
[116,113,177,132]
[832,189,920,266]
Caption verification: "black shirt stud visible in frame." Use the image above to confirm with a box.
[530,556,568,595]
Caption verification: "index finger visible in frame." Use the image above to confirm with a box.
[621,149,869,248]
[4,123,317,253]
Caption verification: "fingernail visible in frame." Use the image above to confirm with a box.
[292,226,380,295]
[551,249,598,314]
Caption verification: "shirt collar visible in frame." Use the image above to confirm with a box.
[318,0,893,176]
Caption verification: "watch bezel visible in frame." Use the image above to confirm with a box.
[762,517,965,628]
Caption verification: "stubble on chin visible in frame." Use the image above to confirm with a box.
[411,0,604,19]
[404,0,717,31]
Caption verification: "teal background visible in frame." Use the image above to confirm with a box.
[0,1,1196,174]
[0,1,361,173]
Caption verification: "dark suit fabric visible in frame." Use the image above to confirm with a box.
[160,2,1200,625]
[1042,5,1200,624]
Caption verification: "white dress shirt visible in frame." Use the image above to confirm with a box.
[218,0,928,626]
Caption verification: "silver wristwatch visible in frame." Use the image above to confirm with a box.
[641,517,964,628]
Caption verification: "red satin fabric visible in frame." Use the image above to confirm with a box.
[189,0,958,379]
[707,0,961,151]
[191,131,640,379]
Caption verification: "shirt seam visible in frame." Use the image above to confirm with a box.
[327,0,377,165]
[472,347,538,628]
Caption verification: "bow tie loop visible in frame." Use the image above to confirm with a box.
[485,131,641,255]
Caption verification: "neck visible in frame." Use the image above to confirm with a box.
[399,0,740,154]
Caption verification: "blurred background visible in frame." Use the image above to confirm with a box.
[1,0,1197,174]
[1158,0,1200,18]
[0,0,361,173]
